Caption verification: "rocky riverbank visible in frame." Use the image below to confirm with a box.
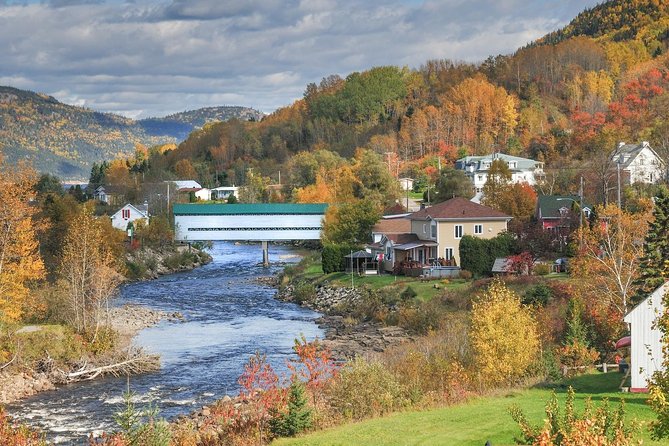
[0,305,184,405]
[271,281,412,360]
[125,244,212,280]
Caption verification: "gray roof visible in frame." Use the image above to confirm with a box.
[611,142,664,169]
[455,153,541,172]
[491,257,513,273]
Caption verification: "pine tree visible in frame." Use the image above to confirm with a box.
[269,380,312,438]
[633,187,669,305]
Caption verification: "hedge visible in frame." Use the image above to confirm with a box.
[322,244,361,273]
[459,233,517,277]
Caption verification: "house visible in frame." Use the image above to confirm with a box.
[211,186,239,201]
[536,195,592,231]
[612,141,665,184]
[371,215,411,244]
[398,177,414,191]
[455,153,544,193]
[194,188,211,201]
[92,185,124,206]
[623,282,668,392]
[408,197,511,266]
[110,203,149,232]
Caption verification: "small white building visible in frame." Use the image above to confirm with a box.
[194,188,211,201]
[612,141,665,184]
[455,153,544,193]
[398,178,414,191]
[623,282,668,392]
[110,203,149,232]
[211,186,239,200]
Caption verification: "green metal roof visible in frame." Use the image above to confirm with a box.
[537,195,592,219]
[173,203,328,215]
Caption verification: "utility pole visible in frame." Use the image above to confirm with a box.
[579,176,584,250]
[617,161,622,208]
[406,178,410,211]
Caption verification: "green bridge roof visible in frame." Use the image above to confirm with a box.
[173,203,328,215]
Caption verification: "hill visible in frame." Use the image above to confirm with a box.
[0,86,264,180]
[536,0,669,51]
[0,86,174,179]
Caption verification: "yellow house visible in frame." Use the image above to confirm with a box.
[409,197,511,266]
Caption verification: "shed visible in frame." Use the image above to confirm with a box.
[344,250,377,274]
[623,281,668,392]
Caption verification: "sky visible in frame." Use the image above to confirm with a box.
[0,0,602,119]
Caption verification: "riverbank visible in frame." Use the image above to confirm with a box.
[270,279,412,360]
[0,305,182,405]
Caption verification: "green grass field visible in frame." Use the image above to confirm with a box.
[273,372,659,446]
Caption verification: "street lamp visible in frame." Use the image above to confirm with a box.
[556,196,584,250]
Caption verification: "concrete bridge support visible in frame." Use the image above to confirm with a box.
[262,241,269,267]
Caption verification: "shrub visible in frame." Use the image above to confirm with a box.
[292,282,316,305]
[523,283,554,306]
[510,387,638,446]
[459,269,473,280]
[113,389,172,446]
[326,357,406,420]
[534,263,551,276]
[0,407,46,445]
[397,300,443,335]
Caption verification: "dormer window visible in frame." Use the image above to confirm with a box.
[508,162,516,169]
[559,207,569,217]
[583,208,592,219]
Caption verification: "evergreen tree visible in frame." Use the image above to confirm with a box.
[633,187,669,305]
[269,380,312,438]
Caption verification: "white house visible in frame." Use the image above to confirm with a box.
[623,282,668,392]
[398,178,414,191]
[194,188,211,201]
[211,186,239,200]
[455,153,544,193]
[94,186,108,204]
[612,141,665,184]
[110,203,149,232]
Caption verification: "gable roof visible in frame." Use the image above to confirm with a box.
[171,180,202,190]
[613,142,665,169]
[537,195,592,220]
[624,281,669,321]
[113,203,149,218]
[409,197,510,220]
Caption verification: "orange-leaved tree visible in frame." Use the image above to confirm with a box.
[0,159,45,325]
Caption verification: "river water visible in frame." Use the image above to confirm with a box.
[7,242,324,444]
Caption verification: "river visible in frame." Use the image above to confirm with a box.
[7,242,324,444]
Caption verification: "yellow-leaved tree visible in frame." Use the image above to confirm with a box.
[0,159,45,324]
[470,279,539,387]
[59,205,123,340]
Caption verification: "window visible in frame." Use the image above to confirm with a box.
[477,175,483,181]
[423,224,427,234]
[431,222,437,238]
[122,209,130,219]
[474,224,482,234]
[444,248,454,260]
[454,225,463,239]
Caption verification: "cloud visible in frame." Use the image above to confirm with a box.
[0,0,601,117]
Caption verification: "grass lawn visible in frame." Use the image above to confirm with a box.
[273,372,660,446]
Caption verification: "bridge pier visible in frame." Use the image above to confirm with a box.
[262,241,269,267]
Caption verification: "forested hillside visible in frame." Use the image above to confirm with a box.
[150,0,669,208]
[139,106,265,141]
[0,87,263,179]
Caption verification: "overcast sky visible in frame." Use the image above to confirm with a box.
[0,0,602,118]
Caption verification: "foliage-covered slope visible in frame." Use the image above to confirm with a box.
[0,86,174,179]
[139,106,265,141]
[537,0,669,51]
